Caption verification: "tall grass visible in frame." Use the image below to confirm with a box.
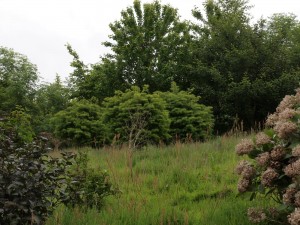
[46,135,273,225]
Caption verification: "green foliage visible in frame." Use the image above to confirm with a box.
[46,136,272,225]
[189,0,300,132]
[49,83,214,147]
[102,0,192,92]
[103,86,170,148]
[58,0,300,135]
[35,75,69,117]
[66,44,89,100]
[83,59,124,103]
[0,127,117,224]
[34,75,70,133]
[51,100,106,147]
[62,152,118,210]
[0,46,39,114]
[3,0,300,138]
[1,106,35,143]
[235,89,300,224]
[157,82,214,142]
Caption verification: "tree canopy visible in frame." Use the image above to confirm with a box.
[186,0,300,132]
[0,46,39,114]
[102,0,192,92]
[2,0,300,145]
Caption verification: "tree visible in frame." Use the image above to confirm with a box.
[157,82,214,142]
[189,0,256,132]
[262,13,300,74]
[189,0,300,132]
[65,44,118,103]
[50,100,106,147]
[84,59,125,103]
[102,86,170,148]
[66,44,90,100]
[34,75,70,133]
[0,46,39,114]
[102,0,192,92]
[36,75,69,115]
[223,13,300,131]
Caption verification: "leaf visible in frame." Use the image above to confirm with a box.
[265,187,276,196]
[250,192,256,201]
[277,204,289,212]
[263,129,275,139]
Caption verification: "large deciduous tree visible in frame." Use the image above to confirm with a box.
[102,0,192,92]
[189,0,257,132]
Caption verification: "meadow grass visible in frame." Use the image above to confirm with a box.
[46,135,273,225]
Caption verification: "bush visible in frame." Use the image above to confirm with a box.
[235,88,300,224]
[50,100,107,147]
[1,106,35,143]
[157,82,214,142]
[0,129,75,224]
[62,152,118,210]
[0,128,117,224]
[103,86,171,148]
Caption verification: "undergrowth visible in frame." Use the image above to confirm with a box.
[46,135,273,225]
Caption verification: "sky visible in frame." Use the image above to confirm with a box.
[1,0,300,83]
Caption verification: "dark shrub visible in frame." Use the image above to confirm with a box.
[0,128,117,224]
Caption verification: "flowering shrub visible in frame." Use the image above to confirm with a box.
[236,89,300,224]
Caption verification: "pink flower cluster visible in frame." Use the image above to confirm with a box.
[288,208,300,225]
[236,160,256,193]
[236,89,300,224]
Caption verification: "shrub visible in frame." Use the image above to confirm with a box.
[0,128,117,224]
[235,88,300,224]
[1,106,35,143]
[50,100,107,147]
[62,152,118,210]
[157,82,214,142]
[0,129,75,224]
[103,86,171,148]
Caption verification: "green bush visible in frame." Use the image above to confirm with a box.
[157,82,214,142]
[62,152,118,210]
[103,86,171,148]
[1,106,35,143]
[235,88,300,224]
[51,100,107,147]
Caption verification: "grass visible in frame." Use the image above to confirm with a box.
[46,135,273,225]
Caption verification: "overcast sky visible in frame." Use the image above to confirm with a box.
[1,0,300,83]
